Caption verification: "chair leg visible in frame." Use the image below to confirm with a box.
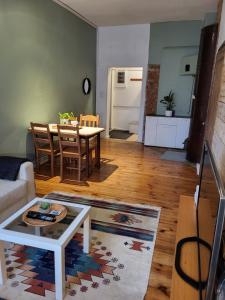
[95,146,98,166]
[89,151,93,173]
[78,158,81,182]
[60,155,63,182]
[51,155,54,177]
[36,151,40,172]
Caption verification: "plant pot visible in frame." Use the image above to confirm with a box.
[60,118,70,125]
[39,203,51,214]
[70,120,78,126]
[165,110,173,117]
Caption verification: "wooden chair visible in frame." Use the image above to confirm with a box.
[79,115,100,167]
[30,122,59,177]
[79,114,100,127]
[57,125,92,182]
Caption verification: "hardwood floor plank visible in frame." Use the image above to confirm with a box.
[35,139,198,299]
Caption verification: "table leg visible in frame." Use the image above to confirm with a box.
[54,247,65,300]
[35,227,41,236]
[96,133,101,169]
[85,137,90,177]
[83,215,91,253]
[0,241,7,285]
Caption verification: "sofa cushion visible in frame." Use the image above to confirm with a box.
[0,157,28,181]
[0,179,27,212]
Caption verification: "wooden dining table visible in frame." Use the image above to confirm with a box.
[29,124,105,177]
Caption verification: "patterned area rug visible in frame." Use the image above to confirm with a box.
[0,192,160,300]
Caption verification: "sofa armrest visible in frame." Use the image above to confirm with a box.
[17,162,36,201]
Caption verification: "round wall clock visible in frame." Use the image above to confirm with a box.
[82,77,91,95]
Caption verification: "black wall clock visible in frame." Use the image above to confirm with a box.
[82,77,91,95]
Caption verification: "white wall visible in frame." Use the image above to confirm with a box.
[218,0,225,49]
[111,68,143,131]
[96,24,150,141]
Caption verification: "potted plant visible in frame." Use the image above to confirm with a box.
[69,116,78,126]
[58,112,75,124]
[39,202,51,214]
[160,91,175,117]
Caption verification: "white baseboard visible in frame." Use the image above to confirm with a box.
[196,163,200,175]
[194,163,200,206]
[194,185,199,207]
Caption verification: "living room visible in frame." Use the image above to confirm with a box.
[0,0,225,299]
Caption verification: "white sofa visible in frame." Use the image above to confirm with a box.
[0,162,35,222]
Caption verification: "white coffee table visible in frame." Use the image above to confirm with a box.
[0,197,91,300]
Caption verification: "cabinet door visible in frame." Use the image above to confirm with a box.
[144,117,157,146]
[156,125,177,147]
[176,119,191,148]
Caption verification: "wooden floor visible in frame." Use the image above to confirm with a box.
[35,138,198,300]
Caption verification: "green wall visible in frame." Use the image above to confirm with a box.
[203,12,217,27]
[0,0,96,157]
[157,46,198,116]
[149,21,202,116]
[149,21,202,64]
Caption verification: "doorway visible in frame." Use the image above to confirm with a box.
[106,67,143,142]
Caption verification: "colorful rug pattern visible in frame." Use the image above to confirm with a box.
[0,192,160,300]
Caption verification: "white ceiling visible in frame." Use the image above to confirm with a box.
[54,0,217,27]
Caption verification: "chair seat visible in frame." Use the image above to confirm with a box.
[37,148,59,154]
[37,142,59,154]
[61,146,86,157]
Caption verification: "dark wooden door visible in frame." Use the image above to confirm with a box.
[186,24,218,163]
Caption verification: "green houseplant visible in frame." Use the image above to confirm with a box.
[160,91,175,117]
[39,202,51,213]
[58,112,75,124]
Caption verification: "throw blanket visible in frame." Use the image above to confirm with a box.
[0,156,29,181]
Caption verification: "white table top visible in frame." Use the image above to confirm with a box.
[29,124,105,137]
[0,197,91,250]
[53,125,105,137]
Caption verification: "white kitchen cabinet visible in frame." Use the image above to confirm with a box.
[144,116,191,149]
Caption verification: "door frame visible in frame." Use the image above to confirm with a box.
[106,66,146,140]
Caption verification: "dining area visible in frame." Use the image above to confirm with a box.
[29,114,105,183]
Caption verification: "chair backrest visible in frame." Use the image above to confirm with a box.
[30,122,53,151]
[80,114,100,127]
[57,125,81,155]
